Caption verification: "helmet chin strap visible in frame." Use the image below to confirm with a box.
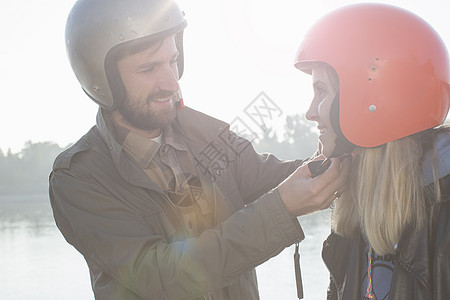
[329,92,356,157]
[175,90,185,110]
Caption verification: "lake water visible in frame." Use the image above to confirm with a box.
[0,194,331,300]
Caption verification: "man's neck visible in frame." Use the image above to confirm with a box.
[110,110,161,139]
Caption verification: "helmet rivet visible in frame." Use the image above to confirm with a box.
[93,85,100,92]
[369,105,377,112]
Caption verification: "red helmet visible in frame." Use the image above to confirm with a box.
[295,3,450,147]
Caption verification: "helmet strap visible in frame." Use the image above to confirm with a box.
[329,92,356,157]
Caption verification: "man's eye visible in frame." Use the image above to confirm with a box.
[141,67,154,73]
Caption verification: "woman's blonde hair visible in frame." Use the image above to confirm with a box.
[332,127,447,255]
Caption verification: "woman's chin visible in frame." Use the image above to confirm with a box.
[319,136,337,158]
[321,145,336,158]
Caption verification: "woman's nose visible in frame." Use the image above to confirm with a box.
[306,99,318,121]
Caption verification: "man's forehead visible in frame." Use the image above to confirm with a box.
[119,35,178,64]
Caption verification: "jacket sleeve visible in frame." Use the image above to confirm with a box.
[50,161,304,299]
[174,107,305,205]
[225,130,304,205]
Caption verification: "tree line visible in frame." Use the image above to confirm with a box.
[0,114,318,195]
[0,141,66,194]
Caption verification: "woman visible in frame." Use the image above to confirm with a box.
[294,3,449,299]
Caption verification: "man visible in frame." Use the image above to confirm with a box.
[49,0,350,299]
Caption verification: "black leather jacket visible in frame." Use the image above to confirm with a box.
[322,175,450,300]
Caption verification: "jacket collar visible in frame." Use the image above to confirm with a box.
[422,132,450,186]
[96,108,161,190]
[173,106,229,150]
[96,108,190,167]
[96,108,123,168]
[95,106,229,189]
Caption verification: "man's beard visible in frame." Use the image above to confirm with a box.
[118,91,177,131]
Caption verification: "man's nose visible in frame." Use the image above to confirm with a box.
[159,65,180,92]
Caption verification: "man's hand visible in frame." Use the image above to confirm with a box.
[277,155,352,217]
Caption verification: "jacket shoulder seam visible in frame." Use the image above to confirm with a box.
[52,127,97,171]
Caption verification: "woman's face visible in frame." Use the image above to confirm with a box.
[306,67,339,157]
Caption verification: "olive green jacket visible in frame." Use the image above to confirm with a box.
[49,107,304,300]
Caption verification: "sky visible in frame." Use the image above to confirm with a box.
[1,0,449,153]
